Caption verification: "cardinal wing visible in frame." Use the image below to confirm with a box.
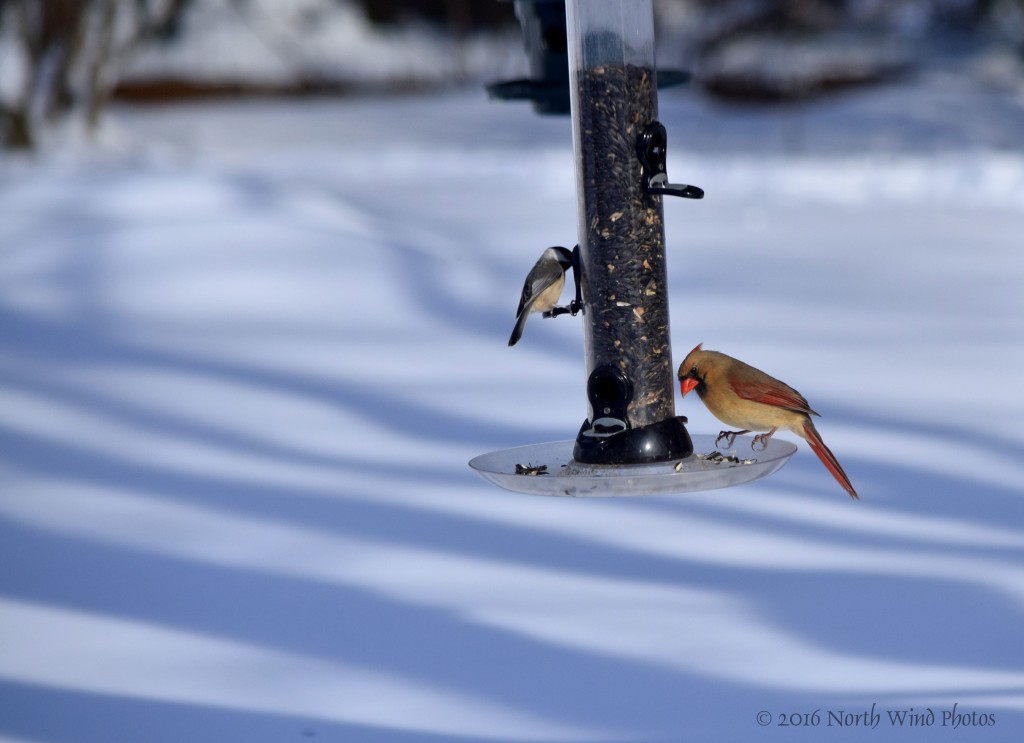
[728,377,818,416]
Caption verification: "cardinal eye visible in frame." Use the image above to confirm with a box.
[689,366,699,377]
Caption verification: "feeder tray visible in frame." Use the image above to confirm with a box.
[470,435,797,497]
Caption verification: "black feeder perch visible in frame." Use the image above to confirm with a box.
[471,0,796,496]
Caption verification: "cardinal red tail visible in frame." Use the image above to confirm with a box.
[799,419,858,500]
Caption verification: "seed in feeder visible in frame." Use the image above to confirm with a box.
[576,63,672,428]
[674,461,684,472]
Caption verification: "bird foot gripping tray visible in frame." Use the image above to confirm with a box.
[470,436,797,497]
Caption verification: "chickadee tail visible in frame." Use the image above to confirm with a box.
[508,312,528,347]
[800,418,859,500]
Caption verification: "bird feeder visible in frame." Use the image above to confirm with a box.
[471,0,796,495]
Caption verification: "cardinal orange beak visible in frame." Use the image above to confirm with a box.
[680,377,699,397]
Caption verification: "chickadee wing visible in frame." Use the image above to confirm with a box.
[536,262,567,305]
[515,274,535,317]
[517,254,561,316]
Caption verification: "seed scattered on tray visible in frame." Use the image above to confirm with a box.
[698,451,757,465]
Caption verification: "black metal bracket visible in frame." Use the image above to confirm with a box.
[573,365,692,464]
[638,121,704,199]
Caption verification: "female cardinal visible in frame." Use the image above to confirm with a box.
[677,343,858,499]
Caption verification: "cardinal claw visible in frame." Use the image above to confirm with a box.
[751,432,774,451]
[715,430,750,448]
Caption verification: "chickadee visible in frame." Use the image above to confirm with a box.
[508,246,574,347]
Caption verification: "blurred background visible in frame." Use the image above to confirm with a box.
[3,3,1024,743]
[3,0,1024,150]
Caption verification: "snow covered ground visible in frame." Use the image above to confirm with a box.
[2,67,1024,742]
[119,0,523,91]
